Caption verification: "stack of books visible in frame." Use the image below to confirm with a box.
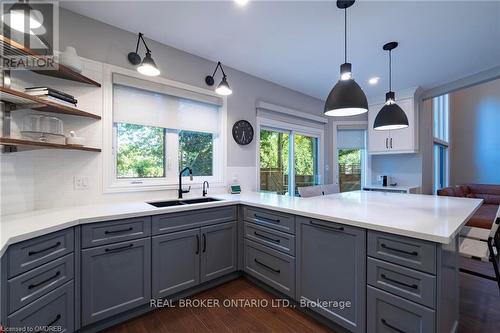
[25,87,78,107]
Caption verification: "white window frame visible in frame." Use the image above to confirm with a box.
[432,94,450,193]
[332,120,369,190]
[102,64,227,193]
[255,117,325,196]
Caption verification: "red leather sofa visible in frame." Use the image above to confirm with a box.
[437,184,500,229]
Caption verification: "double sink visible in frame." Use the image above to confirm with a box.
[147,197,222,208]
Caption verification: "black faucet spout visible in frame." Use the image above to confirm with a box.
[178,166,193,199]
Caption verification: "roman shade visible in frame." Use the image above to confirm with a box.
[113,73,221,133]
[336,129,366,149]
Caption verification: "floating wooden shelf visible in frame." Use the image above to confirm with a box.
[0,35,101,87]
[0,137,101,152]
[0,87,101,119]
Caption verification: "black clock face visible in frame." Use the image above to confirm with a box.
[232,120,254,145]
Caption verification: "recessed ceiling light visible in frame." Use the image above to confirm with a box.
[235,0,249,6]
[368,77,380,85]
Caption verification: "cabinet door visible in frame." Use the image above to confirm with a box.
[388,98,414,152]
[152,229,200,298]
[297,217,366,333]
[81,238,151,326]
[368,102,390,153]
[200,221,237,282]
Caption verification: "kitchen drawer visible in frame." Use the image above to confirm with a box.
[244,239,295,298]
[8,281,74,333]
[153,206,237,235]
[367,257,436,309]
[368,231,436,274]
[243,206,295,235]
[82,216,151,248]
[8,228,74,278]
[8,253,74,314]
[244,222,295,256]
[367,286,435,333]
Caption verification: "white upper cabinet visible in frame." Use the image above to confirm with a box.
[367,88,420,154]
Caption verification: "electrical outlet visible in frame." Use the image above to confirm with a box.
[376,175,383,182]
[74,176,89,190]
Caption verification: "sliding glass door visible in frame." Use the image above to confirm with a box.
[293,134,319,196]
[336,129,366,192]
[259,129,289,195]
[259,127,320,196]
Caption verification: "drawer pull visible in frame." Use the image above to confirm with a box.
[310,220,344,231]
[202,234,207,253]
[254,231,280,243]
[196,234,200,255]
[381,243,418,256]
[104,227,133,234]
[28,271,61,290]
[254,214,280,224]
[381,318,406,333]
[380,274,418,290]
[254,258,280,273]
[28,242,61,256]
[45,314,61,328]
[105,243,133,252]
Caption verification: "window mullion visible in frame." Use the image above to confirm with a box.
[289,131,295,196]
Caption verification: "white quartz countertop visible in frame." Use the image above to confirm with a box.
[0,191,482,255]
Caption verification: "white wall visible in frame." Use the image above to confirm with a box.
[0,9,326,215]
[449,78,500,185]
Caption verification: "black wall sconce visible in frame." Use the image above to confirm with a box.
[205,61,232,96]
[128,32,160,76]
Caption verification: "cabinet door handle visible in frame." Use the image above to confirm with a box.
[104,227,133,234]
[254,231,280,243]
[196,234,200,255]
[254,259,280,273]
[386,138,388,149]
[28,242,61,256]
[105,243,133,252]
[254,214,280,224]
[390,138,393,148]
[28,271,61,290]
[381,318,406,333]
[381,243,418,256]
[45,314,62,328]
[310,220,344,232]
[380,274,418,290]
[202,234,207,253]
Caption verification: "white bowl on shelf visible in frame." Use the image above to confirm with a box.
[66,131,86,146]
[60,46,83,73]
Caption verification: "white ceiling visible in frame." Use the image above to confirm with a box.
[61,1,500,101]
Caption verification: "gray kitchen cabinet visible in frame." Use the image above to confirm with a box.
[367,286,435,333]
[152,229,200,298]
[81,238,151,326]
[296,217,366,333]
[200,221,237,282]
[7,281,74,333]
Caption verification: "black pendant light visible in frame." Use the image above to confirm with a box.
[324,0,368,117]
[373,42,409,130]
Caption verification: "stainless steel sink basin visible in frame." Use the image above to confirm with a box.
[147,197,222,208]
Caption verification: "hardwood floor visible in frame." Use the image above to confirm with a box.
[104,260,500,333]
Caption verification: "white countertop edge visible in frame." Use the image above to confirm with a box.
[0,193,482,256]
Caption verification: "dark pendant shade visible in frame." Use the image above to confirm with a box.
[324,78,368,116]
[373,102,409,130]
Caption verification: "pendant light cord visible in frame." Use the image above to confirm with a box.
[389,50,392,91]
[344,8,347,63]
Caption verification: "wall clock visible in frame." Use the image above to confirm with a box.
[232,120,254,145]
